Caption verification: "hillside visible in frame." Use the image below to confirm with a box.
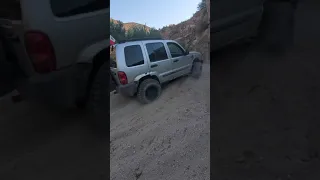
[123,22,151,32]
[110,0,210,61]
[160,7,210,61]
[110,18,151,32]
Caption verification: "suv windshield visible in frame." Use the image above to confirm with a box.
[0,0,21,20]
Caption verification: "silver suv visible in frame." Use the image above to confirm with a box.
[0,0,109,112]
[110,38,203,104]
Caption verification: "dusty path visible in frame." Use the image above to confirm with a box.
[110,65,210,180]
[0,95,108,179]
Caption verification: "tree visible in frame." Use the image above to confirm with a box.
[126,26,162,39]
[110,20,126,41]
[110,20,162,41]
[126,26,148,39]
[147,28,162,38]
[197,0,206,11]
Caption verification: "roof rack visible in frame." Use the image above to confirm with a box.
[118,37,163,44]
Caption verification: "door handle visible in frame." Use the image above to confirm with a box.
[151,64,158,68]
[173,59,179,62]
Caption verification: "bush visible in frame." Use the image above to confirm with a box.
[111,21,162,41]
[110,20,126,41]
[148,28,162,38]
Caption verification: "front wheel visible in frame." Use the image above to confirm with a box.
[190,61,203,79]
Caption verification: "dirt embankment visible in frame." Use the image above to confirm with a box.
[160,7,210,61]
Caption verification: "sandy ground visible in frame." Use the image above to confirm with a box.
[0,96,108,179]
[110,66,210,180]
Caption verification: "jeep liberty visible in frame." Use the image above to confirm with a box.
[110,38,203,104]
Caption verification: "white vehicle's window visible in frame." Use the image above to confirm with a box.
[50,0,108,17]
[146,42,168,62]
[124,45,144,67]
[167,42,185,58]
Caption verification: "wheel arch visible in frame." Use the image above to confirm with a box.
[75,47,109,108]
[135,74,160,94]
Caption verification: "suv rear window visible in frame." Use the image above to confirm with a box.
[146,42,168,62]
[0,0,21,20]
[50,0,108,17]
[124,45,144,67]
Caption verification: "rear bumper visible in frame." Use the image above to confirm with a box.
[15,65,90,108]
[116,82,138,97]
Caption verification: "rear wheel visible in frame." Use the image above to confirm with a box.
[87,61,109,136]
[137,79,161,104]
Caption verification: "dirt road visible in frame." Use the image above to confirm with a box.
[110,65,210,179]
[0,95,108,179]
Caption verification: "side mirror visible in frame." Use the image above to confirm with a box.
[185,50,189,55]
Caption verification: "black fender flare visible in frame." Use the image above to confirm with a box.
[193,58,203,63]
[76,48,108,108]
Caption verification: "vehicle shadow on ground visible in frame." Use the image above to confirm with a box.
[0,95,102,166]
[161,75,190,91]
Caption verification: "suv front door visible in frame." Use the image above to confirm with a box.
[166,42,191,79]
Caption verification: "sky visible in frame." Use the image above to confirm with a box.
[110,0,201,29]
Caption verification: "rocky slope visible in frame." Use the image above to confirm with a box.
[160,8,210,61]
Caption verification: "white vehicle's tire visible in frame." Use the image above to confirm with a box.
[137,79,161,104]
[87,62,109,136]
[191,61,203,79]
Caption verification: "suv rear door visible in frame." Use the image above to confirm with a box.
[143,41,174,83]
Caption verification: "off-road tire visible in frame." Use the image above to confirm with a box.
[137,79,161,104]
[87,62,109,136]
[190,61,203,79]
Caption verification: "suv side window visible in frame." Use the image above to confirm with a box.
[167,42,185,58]
[50,0,108,17]
[146,42,168,62]
[124,45,144,67]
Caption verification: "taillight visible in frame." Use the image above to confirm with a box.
[118,71,128,85]
[24,31,56,73]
